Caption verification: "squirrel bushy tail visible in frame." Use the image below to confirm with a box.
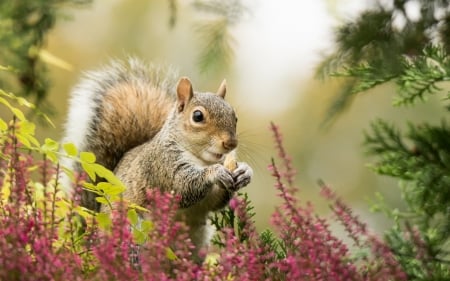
[62,58,179,209]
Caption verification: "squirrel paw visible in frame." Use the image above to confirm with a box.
[209,164,234,190]
[232,162,253,191]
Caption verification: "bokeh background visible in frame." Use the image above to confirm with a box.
[10,0,446,234]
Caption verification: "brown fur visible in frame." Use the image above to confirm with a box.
[93,83,174,170]
[65,59,253,259]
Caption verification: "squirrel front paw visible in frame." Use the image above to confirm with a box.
[208,164,234,190]
[232,162,253,191]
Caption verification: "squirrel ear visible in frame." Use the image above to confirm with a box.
[216,79,226,98]
[177,77,194,112]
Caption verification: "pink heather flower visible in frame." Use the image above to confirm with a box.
[229,196,239,210]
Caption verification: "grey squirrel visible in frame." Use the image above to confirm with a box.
[62,58,253,254]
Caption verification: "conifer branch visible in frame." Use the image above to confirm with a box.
[193,0,247,73]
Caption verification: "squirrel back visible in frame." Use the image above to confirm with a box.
[63,58,178,173]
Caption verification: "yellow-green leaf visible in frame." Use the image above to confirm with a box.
[129,203,149,212]
[63,143,78,156]
[166,247,178,261]
[96,212,111,230]
[55,200,71,213]
[0,119,7,130]
[11,107,25,121]
[16,133,31,148]
[37,112,54,128]
[95,196,109,205]
[45,151,57,163]
[80,151,96,163]
[16,96,35,109]
[95,182,110,190]
[81,162,96,181]
[16,129,39,148]
[83,182,102,194]
[205,253,220,266]
[133,230,147,244]
[141,220,154,232]
[20,120,35,134]
[97,182,125,195]
[74,205,95,219]
[107,194,121,203]
[0,96,12,109]
[128,209,139,225]
[42,138,59,151]
[92,164,123,187]
[39,49,74,71]
[41,139,59,162]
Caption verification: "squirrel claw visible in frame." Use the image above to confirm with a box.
[232,162,253,191]
[210,164,234,190]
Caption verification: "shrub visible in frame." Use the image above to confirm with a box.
[0,90,410,280]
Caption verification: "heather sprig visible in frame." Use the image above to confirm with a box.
[0,117,83,280]
[319,181,407,280]
[268,122,406,281]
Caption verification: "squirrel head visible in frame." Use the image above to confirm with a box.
[174,77,238,165]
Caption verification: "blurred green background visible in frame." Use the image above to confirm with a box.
[2,0,446,234]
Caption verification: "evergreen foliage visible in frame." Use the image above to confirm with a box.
[321,0,450,279]
[319,0,450,119]
[193,0,247,73]
[0,0,91,112]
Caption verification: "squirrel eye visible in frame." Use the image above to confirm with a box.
[192,110,204,122]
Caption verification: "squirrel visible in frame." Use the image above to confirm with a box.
[61,58,253,255]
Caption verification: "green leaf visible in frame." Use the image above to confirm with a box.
[16,133,31,148]
[20,120,35,134]
[0,96,11,106]
[83,181,96,189]
[141,220,154,232]
[129,203,149,212]
[95,197,109,205]
[80,151,96,163]
[25,134,40,147]
[127,209,139,225]
[0,119,7,130]
[45,151,58,163]
[42,138,59,152]
[97,182,125,195]
[166,247,178,260]
[0,97,25,121]
[74,205,95,219]
[63,143,78,157]
[107,195,121,204]
[16,96,35,109]
[96,213,111,230]
[133,229,147,244]
[92,163,124,187]
[10,107,25,121]
[81,162,96,181]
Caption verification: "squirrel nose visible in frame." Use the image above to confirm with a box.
[223,136,238,151]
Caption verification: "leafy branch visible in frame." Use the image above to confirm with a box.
[193,0,247,73]
[0,0,91,113]
[396,45,450,106]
